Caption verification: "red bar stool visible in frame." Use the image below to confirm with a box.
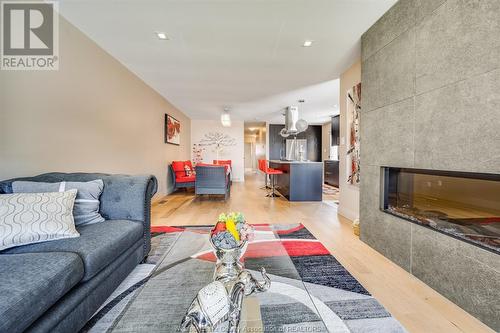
[262,160,283,198]
[258,159,270,190]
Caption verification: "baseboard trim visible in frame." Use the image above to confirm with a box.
[338,205,358,222]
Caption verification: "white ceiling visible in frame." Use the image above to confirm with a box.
[58,0,396,124]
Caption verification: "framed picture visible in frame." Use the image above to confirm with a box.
[165,114,181,145]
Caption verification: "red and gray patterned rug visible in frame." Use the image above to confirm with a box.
[81,224,406,332]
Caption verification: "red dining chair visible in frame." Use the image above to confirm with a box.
[213,160,232,167]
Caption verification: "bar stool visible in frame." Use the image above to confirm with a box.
[258,159,270,190]
[262,160,283,198]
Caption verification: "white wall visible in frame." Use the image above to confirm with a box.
[191,120,245,182]
[0,15,190,196]
[338,60,361,221]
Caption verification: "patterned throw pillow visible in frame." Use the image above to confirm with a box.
[12,180,105,226]
[0,190,80,251]
[184,164,195,176]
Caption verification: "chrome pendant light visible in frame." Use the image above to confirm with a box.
[221,107,231,127]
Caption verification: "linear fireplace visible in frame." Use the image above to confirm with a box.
[381,167,500,254]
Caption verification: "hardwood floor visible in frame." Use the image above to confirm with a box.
[151,173,494,333]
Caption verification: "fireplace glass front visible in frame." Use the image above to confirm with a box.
[381,167,500,253]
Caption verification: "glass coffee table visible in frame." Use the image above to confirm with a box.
[110,225,404,333]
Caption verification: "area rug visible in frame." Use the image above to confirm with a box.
[323,184,339,195]
[81,224,405,333]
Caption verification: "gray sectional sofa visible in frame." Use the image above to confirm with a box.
[0,172,157,333]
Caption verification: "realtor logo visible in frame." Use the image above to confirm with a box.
[1,1,59,70]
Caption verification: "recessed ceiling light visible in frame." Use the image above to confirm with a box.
[302,40,313,47]
[156,32,168,40]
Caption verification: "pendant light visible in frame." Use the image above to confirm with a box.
[221,107,231,127]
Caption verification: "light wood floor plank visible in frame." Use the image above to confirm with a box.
[151,173,494,333]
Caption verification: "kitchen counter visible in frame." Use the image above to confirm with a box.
[269,160,323,201]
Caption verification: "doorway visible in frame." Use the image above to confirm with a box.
[322,116,340,207]
[244,122,266,174]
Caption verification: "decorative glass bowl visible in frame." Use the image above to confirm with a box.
[210,233,248,281]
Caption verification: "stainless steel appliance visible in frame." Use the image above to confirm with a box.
[286,138,307,161]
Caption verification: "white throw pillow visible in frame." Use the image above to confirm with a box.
[12,180,105,226]
[0,190,80,251]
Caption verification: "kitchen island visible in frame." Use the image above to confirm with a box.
[269,160,323,201]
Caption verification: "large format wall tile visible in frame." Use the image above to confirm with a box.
[455,233,500,274]
[360,165,381,224]
[414,0,446,22]
[414,69,500,174]
[360,165,412,271]
[361,0,500,329]
[361,208,412,272]
[411,224,500,331]
[415,0,500,94]
[361,0,415,61]
[360,98,414,168]
[360,55,381,113]
[362,28,415,112]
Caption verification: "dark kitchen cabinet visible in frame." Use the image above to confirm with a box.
[269,124,322,162]
[269,124,285,160]
[331,115,340,146]
[324,160,339,187]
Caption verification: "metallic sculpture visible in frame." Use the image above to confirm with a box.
[180,280,229,333]
[228,268,271,332]
[180,268,271,333]
[180,300,214,333]
[210,236,247,281]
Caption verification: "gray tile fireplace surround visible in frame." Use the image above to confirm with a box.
[359,0,500,330]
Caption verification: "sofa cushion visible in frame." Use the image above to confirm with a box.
[0,252,84,333]
[171,161,185,171]
[172,161,196,179]
[176,175,196,183]
[3,220,143,281]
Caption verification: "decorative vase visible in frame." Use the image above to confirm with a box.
[210,236,248,281]
[353,218,360,236]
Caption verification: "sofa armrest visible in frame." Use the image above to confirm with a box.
[95,174,157,257]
